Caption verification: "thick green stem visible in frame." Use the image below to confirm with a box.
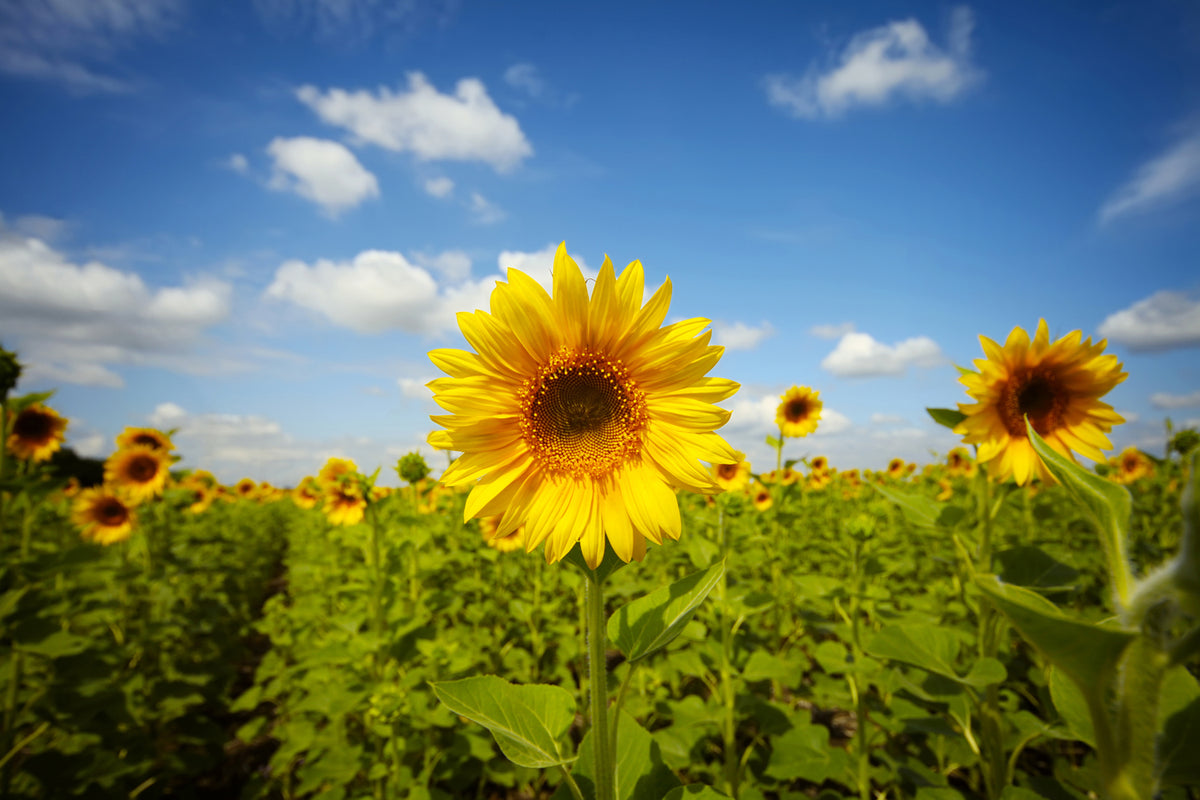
[584,568,614,800]
[974,467,1006,800]
[717,506,740,798]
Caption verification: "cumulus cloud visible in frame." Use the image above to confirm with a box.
[497,244,594,286]
[1097,290,1200,351]
[267,136,379,216]
[265,249,500,335]
[765,6,980,119]
[412,250,472,282]
[1151,390,1200,409]
[810,322,856,340]
[423,176,454,198]
[1099,121,1200,223]
[712,321,774,351]
[296,73,533,172]
[398,377,434,399]
[870,412,906,425]
[0,0,180,93]
[821,331,945,377]
[468,191,505,224]
[0,220,231,387]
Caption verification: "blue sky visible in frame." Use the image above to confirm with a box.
[2,0,1198,486]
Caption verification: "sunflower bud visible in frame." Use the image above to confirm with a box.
[0,344,21,397]
[396,452,430,485]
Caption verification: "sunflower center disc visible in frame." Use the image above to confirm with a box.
[717,463,740,480]
[520,349,647,479]
[128,455,159,482]
[785,399,809,421]
[13,410,51,440]
[1001,369,1064,436]
[98,499,128,526]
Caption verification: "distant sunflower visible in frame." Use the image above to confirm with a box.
[324,482,367,526]
[776,386,822,438]
[1111,447,1154,484]
[370,485,392,502]
[945,447,977,478]
[318,457,358,489]
[291,476,321,509]
[809,455,829,475]
[751,484,773,511]
[104,445,170,504]
[481,515,525,553]
[808,471,831,491]
[780,467,801,486]
[712,460,752,493]
[427,242,741,568]
[183,482,214,514]
[115,427,174,453]
[73,488,136,545]
[937,479,954,502]
[887,457,907,479]
[234,478,258,500]
[954,320,1127,485]
[6,403,68,462]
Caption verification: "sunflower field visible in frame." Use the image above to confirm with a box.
[2,247,1199,800]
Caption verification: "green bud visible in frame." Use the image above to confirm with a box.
[0,344,21,397]
[396,451,430,485]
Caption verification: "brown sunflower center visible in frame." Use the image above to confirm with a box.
[13,409,53,442]
[716,463,740,480]
[133,433,163,449]
[126,454,159,483]
[1000,368,1066,437]
[519,348,647,479]
[96,497,129,527]
[785,399,810,422]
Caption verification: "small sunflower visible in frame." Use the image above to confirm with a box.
[945,447,977,478]
[776,386,822,438]
[808,471,832,491]
[324,482,367,526]
[115,427,174,453]
[6,403,68,462]
[712,460,752,492]
[751,484,773,511]
[182,482,214,514]
[234,478,258,500]
[780,467,801,486]
[936,479,954,502]
[1111,447,1154,484]
[427,242,741,568]
[481,515,525,553]
[886,457,907,479]
[104,445,171,504]
[318,457,358,489]
[73,488,136,545]
[954,319,1127,485]
[291,476,321,509]
[809,455,829,475]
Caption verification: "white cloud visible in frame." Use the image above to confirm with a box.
[412,250,472,282]
[870,412,906,425]
[810,322,856,340]
[1099,121,1200,223]
[712,321,774,351]
[267,136,379,216]
[225,152,249,174]
[765,6,980,119]
[505,62,545,97]
[424,176,454,198]
[252,0,455,47]
[0,0,180,93]
[296,72,533,172]
[0,221,231,388]
[821,331,945,377]
[468,191,505,224]
[398,377,434,399]
[497,244,594,288]
[1097,290,1200,351]
[1151,390,1200,409]
[265,249,499,335]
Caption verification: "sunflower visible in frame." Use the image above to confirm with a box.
[115,427,174,453]
[809,455,829,475]
[318,457,358,489]
[776,386,822,438]
[712,460,752,493]
[234,478,258,500]
[954,319,1127,485]
[937,479,954,502]
[780,467,801,486]
[6,403,68,462]
[324,482,367,526]
[291,476,322,509]
[1111,446,1153,484]
[104,445,171,504]
[886,457,907,479]
[182,482,214,514]
[751,484,773,511]
[808,471,832,491]
[945,447,977,478]
[427,242,741,568]
[73,487,136,545]
[481,515,525,553]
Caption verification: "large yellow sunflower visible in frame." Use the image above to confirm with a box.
[7,403,68,462]
[73,487,136,545]
[776,386,822,438]
[104,445,171,504]
[427,242,741,568]
[115,427,174,453]
[954,319,1127,485]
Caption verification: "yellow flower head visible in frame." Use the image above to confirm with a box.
[712,460,752,492]
[427,242,741,568]
[7,403,68,462]
[779,467,801,486]
[937,479,954,502]
[104,445,171,504]
[808,471,832,491]
[809,455,829,475]
[954,319,1127,485]
[291,476,322,509]
[324,482,367,526]
[481,514,525,553]
[1111,447,1154,484]
[751,484,773,511]
[73,487,136,545]
[115,427,174,453]
[234,478,258,500]
[318,457,358,489]
[887,457,907,479]
[182,481,214,514]
[945,447,977,478]
[776,386,822,438]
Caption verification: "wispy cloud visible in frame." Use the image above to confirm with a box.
[712,321,774,351]
[1097,290,1200,351]
[1098,120,1200,223]
[1150,390,1200,409]
[765,6,981,119]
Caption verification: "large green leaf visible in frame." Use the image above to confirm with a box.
[1159,665,1200,785]
[609,560,725,663]
[1025,421,1132,609]
[552,712,680,800]
[871,483,962,530]
[765,715,849,785]
[430,676,575,768]
[664,787,733,799]
[927,407,967,431]
[976,576,1135,692]
[865,623,1004,688]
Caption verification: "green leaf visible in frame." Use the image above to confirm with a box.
[1025,420,1133,608]
[871,483,943,529]
[766,717,845,784]
[563,542,628,585]
[976,576,1135,692]
[552,712,680,800]
[609,560,725,663]
[999,788,1047,800]
[927,407,967,431]
[664,786,733,799]
[765,435,781,449]
[17,630,91,658]
[430,676,575,768]
[1048,666,1094,747]
[1159,665,1200,785]
[866,624,997,686]
[994,546,1081,590]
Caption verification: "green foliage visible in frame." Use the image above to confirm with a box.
[609,559,725,662]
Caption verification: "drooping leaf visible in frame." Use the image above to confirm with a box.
[431,676,575,768]
[927,407,967,431]
[994,546,1081,591]
[552,712,680,800]
[609,560,725,663]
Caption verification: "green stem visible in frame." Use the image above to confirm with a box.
[558,764,586,800]
[974,466,1006,800]
[584,568,615,800]
[717,507,739,799]
[609,662,637,759]
[369,506,386,673]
